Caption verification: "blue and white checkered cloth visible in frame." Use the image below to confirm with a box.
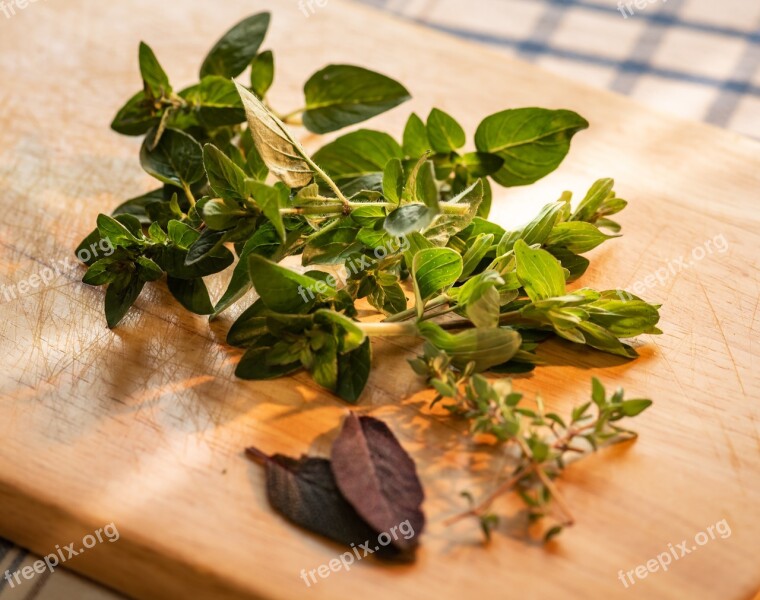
[356,0,760,138]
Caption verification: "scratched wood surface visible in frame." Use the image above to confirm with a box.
[0,1,758,599]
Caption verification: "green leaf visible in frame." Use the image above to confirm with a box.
[302,65,411,134]
[431,379,456,397]
[310,335,339,391]
[200,199,245,230]
[312,129,402,184]
[250,50,274,98]
[571,178,614,222]
[426,108,465,153]
[213,223,284,316]
[302,219,361,265]
[157,244,233,280]
[249,181,287,241]
[350,206,385,227]
[417,322,522,371]
[167,276,214,314]
[382,158,404,205]
[200,12,270,78]
[591,377,606,406]
[116,213,145,237]
[412,247,463,304]
[173,249,234,280]
[586,295,661,336]
[105,276,145,328]
[546,222,618,254]
[234,81,313,187]
[367,279,407,315]
[236,343,302,380]
[544,525,564,543]
[460,233,494,279]
[96,214,142,248]
[457,217,506,243]
[111,91,160,135]
[620,399,652,417]
[155,222,234,277]
[459,152,504,177]
[203,143,249,202]
[179,76,245,128]
[138,41,171,98]
[356,227,393,249]
[238,130,270,182]
[112,188,167,224]
[503,200,565,253]
[466,284,500,328]
[384,204,435,237]
[576,321,638,358]
[140,128,205,188]
[474,108,588,187]
[549,248,590,282]
[479,178,493,218]
[514,239,566,302]
[136,256,163,281]
[403,156,439,211]
[314,310,366,353]
[339,174,383,196]
[248,255,327,313]
[147,192,186,229]
[527,438,550,462]
[571,401,592,422]
[82,258,120,286]
[402,113,431,157]
[76,217,141,266]
[184,227,226,264]
[227,300,271,347]
[167,219,200,249]
[423,179,483,245]
[336,338,371,403]
[406,231,437,254]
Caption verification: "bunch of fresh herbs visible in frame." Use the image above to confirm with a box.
[77,13,661,541]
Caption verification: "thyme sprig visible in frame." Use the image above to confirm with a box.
[411,343,651,540]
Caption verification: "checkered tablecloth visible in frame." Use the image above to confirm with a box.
[0,538,127,599]
[359,0,760,138]
[2,1,758,599]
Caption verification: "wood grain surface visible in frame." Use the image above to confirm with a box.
[0,1,758,599]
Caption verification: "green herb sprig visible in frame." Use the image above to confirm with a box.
[411,344,651,540]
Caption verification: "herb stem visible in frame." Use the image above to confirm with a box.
[383,294,449,323]
[440,204,471,215]
[444,467,530,525]
[346,201,395,209]
[533,465,575,527]
[182,182,196,207]
[244,446,270,464]
[303,159,350,210]
[419,305,459,321]
[302,218,343,242]
[438,310,534,330]
[279,204,345,215]
[357,321,418,337]
[282,201,401,217]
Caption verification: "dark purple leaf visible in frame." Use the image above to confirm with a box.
[245,446,399,557]
[330,414,425,551]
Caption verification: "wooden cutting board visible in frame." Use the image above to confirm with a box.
[1,1,758,598]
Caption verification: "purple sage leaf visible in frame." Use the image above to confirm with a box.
[330,414,425,551]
